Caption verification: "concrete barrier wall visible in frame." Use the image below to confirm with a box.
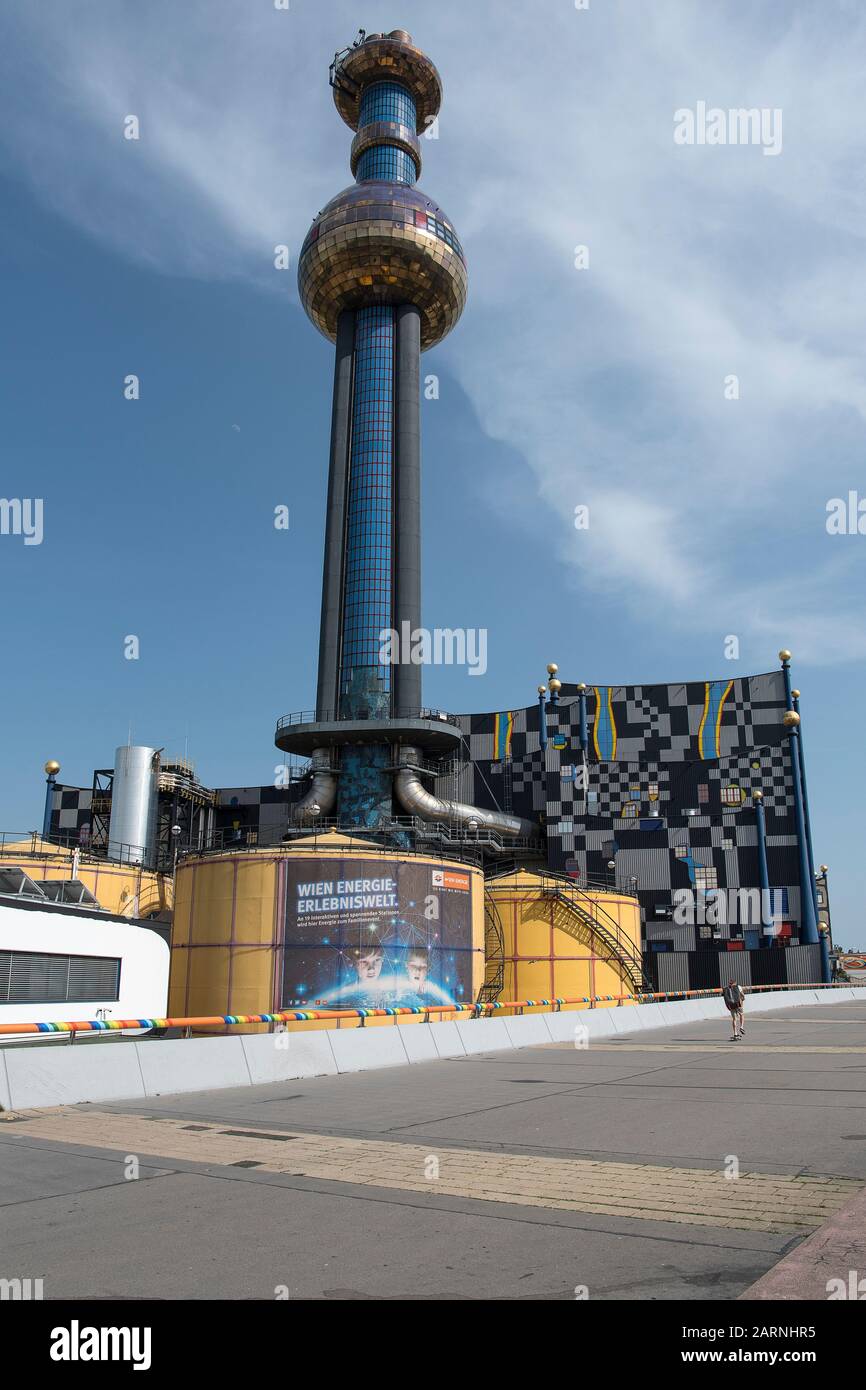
[2,987,863,1111]
[0,1049,12,1111]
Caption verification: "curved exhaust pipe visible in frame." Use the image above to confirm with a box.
[394,746,536,839]
[291,748,337,822]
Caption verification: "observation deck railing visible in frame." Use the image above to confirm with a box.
[275,706,463,732]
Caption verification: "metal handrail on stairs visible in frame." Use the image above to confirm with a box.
[542,887,647,993]
[495,869,647,992]
[478,897,506,1003]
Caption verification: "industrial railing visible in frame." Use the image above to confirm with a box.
[178,816,544,863]
[275,706,462,730]
[485,863,626,897]
[1,982,860,1041]
[0,829,152,866]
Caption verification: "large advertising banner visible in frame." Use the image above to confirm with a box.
[281,856,477,1010]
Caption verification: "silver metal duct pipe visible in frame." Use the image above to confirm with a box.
[292,749,337,822]
[394,747,536,839]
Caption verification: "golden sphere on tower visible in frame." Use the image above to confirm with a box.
[546,663,558,676]
[779,649,792,662]
[537,684,547,695]
[752,789,763,801]
[548,678,562,693]
[820,864,828,874]
[44,760,60,775]
[782,710,800,729]
[791,689,800,699]
[298,183,466,350]
[577,682,587,693]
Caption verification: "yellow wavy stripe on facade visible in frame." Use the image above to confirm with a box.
[697,684,711,757]
[592,687,602,759]
[608,685,617,760]
[592,687,617,760]
[714,680,733,756]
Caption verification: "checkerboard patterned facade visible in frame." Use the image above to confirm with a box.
[442,670,808,970]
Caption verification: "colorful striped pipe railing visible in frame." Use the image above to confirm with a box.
[0,982,860,1037]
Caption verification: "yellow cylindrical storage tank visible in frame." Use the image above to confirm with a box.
[169,831,485,1032]
[484,870,642,1008]
[0,839,172,919]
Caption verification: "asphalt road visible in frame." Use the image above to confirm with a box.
[2,998,866,1300]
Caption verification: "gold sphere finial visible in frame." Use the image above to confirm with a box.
[548,677,562,693]
[546,662,558,676]
[791,688,800,699]
[820,864,828,874]
[782,710,800,729]
[537,684,547,695]
[752,789,763,801]
[44,760,60,776]
[779,649,792,662]
[577,682,587,693]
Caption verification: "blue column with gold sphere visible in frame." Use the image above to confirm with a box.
[791,685,819,918]
[752,790,772,932]
[538,685,548,754]
[779,652,821,961]
[42,760,60,840]
[576,683,589,751]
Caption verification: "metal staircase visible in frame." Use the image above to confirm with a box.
[485,868,647,994]
[477,896,506,1003]
[536,875,647,993]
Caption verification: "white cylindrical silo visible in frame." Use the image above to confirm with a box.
[108,746,159,866]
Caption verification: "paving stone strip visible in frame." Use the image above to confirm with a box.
[9,1108,862,1236]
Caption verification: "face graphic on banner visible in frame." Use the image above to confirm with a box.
[405,948,429,987]
[350,945,385,982]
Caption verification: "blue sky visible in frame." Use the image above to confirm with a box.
[0,1,864,943]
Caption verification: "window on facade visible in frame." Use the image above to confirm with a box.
[0,951,120,1003]
[721,784,744,806]
[694,866,718,890]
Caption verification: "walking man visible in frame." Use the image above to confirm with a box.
[723,978,745,1040]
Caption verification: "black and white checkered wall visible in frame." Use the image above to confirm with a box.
[445,669,806,944]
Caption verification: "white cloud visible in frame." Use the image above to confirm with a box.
[3,0,865,664]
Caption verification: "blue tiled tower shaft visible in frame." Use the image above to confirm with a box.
[315,77,422,822]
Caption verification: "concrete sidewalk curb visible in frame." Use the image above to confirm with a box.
[739,1183,866,1301]
[1,988,863,1110]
